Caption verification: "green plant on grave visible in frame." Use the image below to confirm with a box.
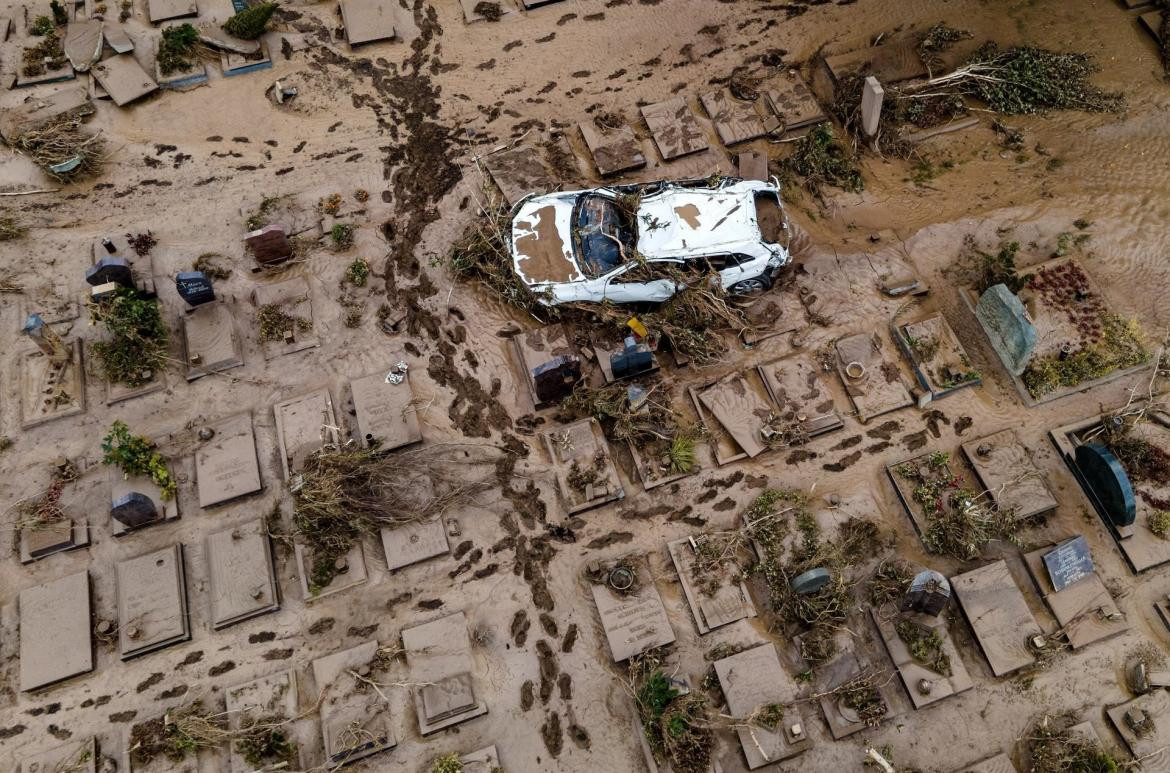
[256,302,311,342]
[430,753,464,773]
[779,123,863,198]
[895,618,952,675]
[330,223,355,250]
[101,420,177,500]
[87,286,169,388]
[31,15,55,35]
[667,435,696,475]
[345,257,370,287]
[157,23,200,76]
[1021,314,1149,398]
[222,1,277,41]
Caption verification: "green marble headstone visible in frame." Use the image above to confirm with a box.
[1075,442,1136,527]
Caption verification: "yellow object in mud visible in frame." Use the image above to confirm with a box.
[627,317,649,338]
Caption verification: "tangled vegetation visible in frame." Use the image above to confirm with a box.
[1026,715,1120,773]
[222,1,277,40]
[256,302,311,342]
[963,237,1026,295]
[129,703,224,765]
[245,195,283,231]
[780,123,864,197]
[0,216,27,241]
[193,252,232,280]
[630,650,713,773]
[1149,509,1170,539]
[330,223,355,250]
[895,619,951,675]
[1022,314,1149,398]
[157,23,200,75]
[19,460,79,529]
[449,202,553,312]
[22,30,65,76]
[952,44,1124,115]
[345,257,370,287]
[917,22,971,71]
[14,116,104,180]
[1100,413,1170,486]
[102,421,177,500]
[868,559,912,606]
[235,718,298,768]
[88,287,168,387]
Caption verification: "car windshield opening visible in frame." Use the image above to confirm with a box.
[574,194,635,278]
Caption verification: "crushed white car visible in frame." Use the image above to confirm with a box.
[509,177,791,305]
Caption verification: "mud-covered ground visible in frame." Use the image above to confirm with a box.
[2,0,1170,770]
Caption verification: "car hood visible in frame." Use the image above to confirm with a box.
[511,195,585,286]
[635,187,758,257]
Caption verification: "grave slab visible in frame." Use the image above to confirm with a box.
[253,277,319,360]
[897,313,981,399]
[836,331,913,423]
[758,353,844,440]
[1106,690,1170,764]
[156,58,208,90]
[482,144,556,204]
[63,20,103,71]
[20,518,89,564]
[1023,541,1127,650]
[667,537,755,634]
[295,542,367,600]
[714,643,812,767]
[312,641,397,765]
[349,369,422,450]
[402,611,489,734]
[815,650,901,739]
[461,745,501,768]
[381,518,449,571]
[700,89,767,146]
[20,340,85,429]
[510,324,579,411]
[207,519,280,629]
[886,450,973,545]
[641,97,710,160]
[691,372,773,461]
[741,286,808,345]
[14,61,76,88]
[91,54,158,106]
[951,560,1040,676]
[961,429,1057,520]
[540,418,624,514]
[340,0,397,45]
[21,738,96,773]
[194,412,262,507]
[273,389,338,480]
[578,121,646,176]
[116,544,190,659]
[19,570,92,691]
[104,24,134,53]
[958,752,1018,773]
[225,670,302,772]
[764,74,826,133]
[148,0,197,21]
[824,39,927,83]
[871,610,973,709]
[219,41,273,77]
[589,559,675,662]
[736,150,769,182]
[182,301,244,381]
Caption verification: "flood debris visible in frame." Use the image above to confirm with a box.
[629,648,713,773]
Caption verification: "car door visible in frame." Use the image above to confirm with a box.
[600,260,684,303]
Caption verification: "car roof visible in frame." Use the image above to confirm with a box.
[635,183,762,258]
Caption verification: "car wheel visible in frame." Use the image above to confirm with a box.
[729,274,773,296]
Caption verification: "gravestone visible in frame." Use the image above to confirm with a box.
[85,256,133,288]
[861,76,884,137]
[532,355,581,405]
[975,284,1036,376]
[175,271,215,306]
[902,569,950,616]
[1076,442,1136,527]
[245,224,292,265]
[111,491,158,529]
[22,314,68,362]
[791,567,831,595]
[1043,535,1095,591]
[610,337,654,380]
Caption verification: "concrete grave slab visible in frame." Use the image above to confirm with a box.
[641,97,710,160]
[886,450,974,545]
[757,353,844,441]
[197,23,261,54]
[691,372,773,462]
[194,412,262,507]
[460,0,516,22]
[21,518,90,564]
[1107,690,1170,763]
[736,150,768,181]
[764,73,826,133]
[104,370,166,406]
[148,0,197,22]
[104,24,134,53]
[951,560,1040,676]
[181,301,244,381]
[295,541,367,600]
[19,570,93,691]
[91,54,158,106]
[628,433,698,491]
[220,41,273,77]
[14,59,76,88]
[349,369,422,450]
[116,544,190,659]
[1023,542,1127,650]
[961,429,1057,520]
[897,313,981,399]
[589,558,675,662]
[225,670,303,772]
[578,121,646,177]
[21,737,97,773]
[340,0,397,46]
[0,87,93,143]
[815,649,901,739]
[824,39,927,84]
[312,641,397,765]
[381,518,449,571]
[958,752,1018,773]
[714,643,812,767]
[461,745,501,768]
[482,144,557,205]
[700,89,767,146]
[540,418,623,514]
[273,388,338,480]
[667,537,756,634]
[253,277,319,360]
[19,339,85,429]
[63,20,103,71]
[402,611,489,734]
[206,519,280,629]
[109,459,179,536]
[871,610,973,709]
[509,324,579,411]
[835,331,913,423]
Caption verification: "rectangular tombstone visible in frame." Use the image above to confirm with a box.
[206,519,280,629]
[273,389,338,480]
[402,611,489,734]
[19,571,93,691]
[195,412,262,507]
[116,545,191,659]
[714,643,812,767]
[950,560,1040,676]
[312,641,397,765]
[381,518,449,571]
[350,369,422,450]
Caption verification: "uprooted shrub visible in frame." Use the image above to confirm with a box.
[779,123,864,198]
[222,1,277,40]
[88,287,168,387]
[102,420,177,500]
[630,649,713,773]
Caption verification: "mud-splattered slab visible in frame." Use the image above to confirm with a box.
[871,610,973,709]
[590,559,675,662]
[758,353,844,440]
[19,340,85,429]
[824,39,927,84]
[20,517,89,564]
[20,737,97,773]
[206,518,280,629]
[961,429,1057,520]
[194,412,262,507]
[273,389,338,480]
[700,88,767,146]
[349,369,422,451]
[225,670,304,772]
[835,331,913,423]
[897,313,980,399]
[482,144,556,204]
[91,54,158,106]
[295,541,367,600]
[714,643,812,766]
[1107,690,1170,763]
[340,0,397,45]
[19,570,92,691]
[641,97,710,160]
[958,752,1018,773]
[764,73,826,132]
[381,518,449,571]
[116,544,190,660]
[147,0,195,22]
[736,150,769,181]
[667,536,756,634]
[540,418,623,514]
[312,640,397,764]
[578,121,646,176]
[253,277,319,360]
[814,649,902,739]
[692,372,773,461]
[402,611,489,734]
[950,560,1040,676]
[181,301,244,381]
[1023,542,1127,649]
[461,745,501,768]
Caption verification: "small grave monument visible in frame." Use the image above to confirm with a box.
[1025,538,1127,650]
[902,569,950,616]
[194,412,262,506]
[176,271,215,306]
[245,223,292,265]
[312,641,396,765]
[206,519,280,629]
[714,644,812,767]
[540,418,623,513]
[111,491,158,529]
[975,284,1036,377]
[589,557,675,662]
[402,611,489,734]
[1076,442,1136,527]
[1043,536,1094,592]
[116,544,191,659]
[951,560,1041,676]
[86,256,133,289]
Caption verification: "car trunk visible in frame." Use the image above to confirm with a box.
[754,191,785,244]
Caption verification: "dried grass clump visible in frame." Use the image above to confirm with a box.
[894,619,951,675]
[629,649,713,773]
[779,123,863,197]
[0,216,27,241]
[14,116,104,180]
[1026,714,1119,773]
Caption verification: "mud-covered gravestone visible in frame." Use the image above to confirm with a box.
[206,519,279,629]
[18,313,85,429]
[540,418,623,514]
[402,611,489,734]
[1107,690,1170,763]
[641,97,710,160]
[870,607,973,710]
[482,144,557,205]
[950,559,1041,676]
[898,313,982,399]
[109,450,179,536]
[273,389,338,480]
[588,556,676,662]
[509,325,581,411]
[194,412,262,507]
[91,54,159,106]
[578,119,646,177]
[690,371,774,463]
[700,88,767,146]
[147,0,196,23]
[20,737,97,773]
[18,461,98,563]
[667,536,756,634]
[312,640,397,765]
[757,353,844,441]
[254,276,319,360]
[181,301,244,381]
[339,0,398,45]
[19,570,93,692]
[961,429,1058,520]
[349,369,422,451]
[381,517,449,572]
[295,541,367,601]
[814,649,902,739]
[225,670,303,772]
[1024,538,1128,650]
[116,544,191,659]
[714,643,812,767]
[764,73,826,135]
[835,331,913,423]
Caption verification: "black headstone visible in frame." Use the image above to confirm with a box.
[1043,535,1095,592]
[1075,442,1136,527]
[901,569,950,616]
[111,491,158,529]
[611,336,654,380]
[176,271,215,306]
[85,256,133,288]
[532,355,581,405]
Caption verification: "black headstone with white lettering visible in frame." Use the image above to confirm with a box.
[902,569,950,617]
[176,271,215,306]
[85,256,133,288]
[1043,535,1095,592]
[611,336,654,380]
[111,492,158,529]
[532,355,581,405]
